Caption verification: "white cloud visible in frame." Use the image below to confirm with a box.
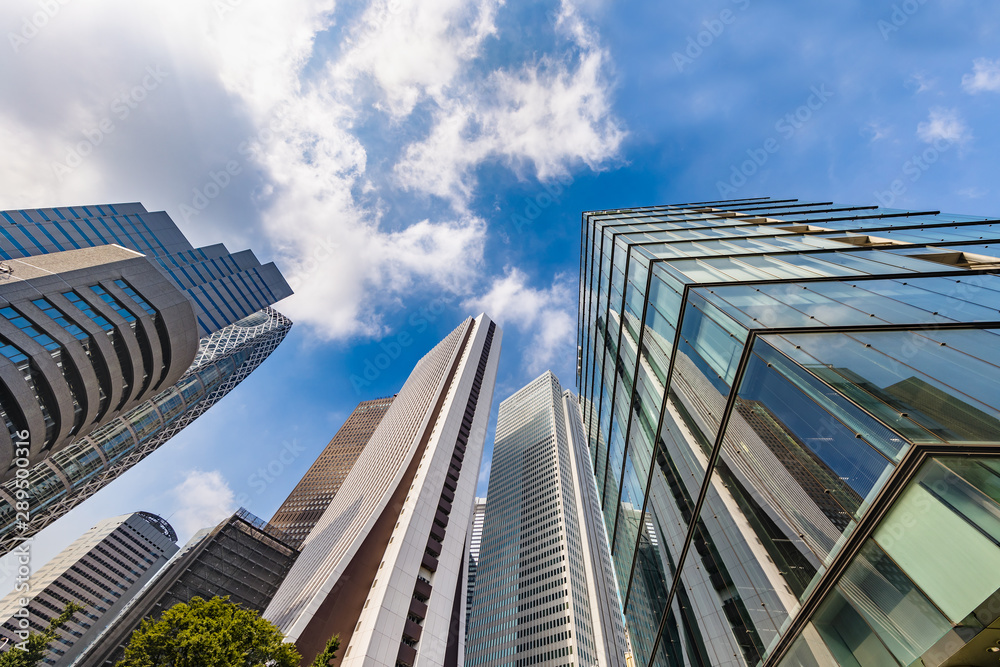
[464,267,575,375]
[169,470,236,538]
[916,108,970,145]
[0,0,623,341]
[394,5,624,211]
[907,72,936,94]
[962,57,1000,94]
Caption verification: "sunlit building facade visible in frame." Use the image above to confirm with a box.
[577,197,1000,667]
[74,508,299,667]
[265,315,501,667]
[0,511,178,666]
[465,372,627,667]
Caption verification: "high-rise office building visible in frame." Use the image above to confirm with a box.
[464,497,486,629]
[270,397,395,546]
[465,372,627,667]
[265,314,501,667]
[74,509,299,667]
[0,203,292,554]
[577,197,1000,667]
[0,511,177,666]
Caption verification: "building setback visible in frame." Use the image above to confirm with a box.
[577,197,1000,667]
[465,372,627,667]
[0,512,177,666]
[265,314,501,667]
[270,397,395,547]
[73,509,299,667]
[0,203,292,555]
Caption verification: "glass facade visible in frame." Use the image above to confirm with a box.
[576,198,1000,667]
[0,203,292,337]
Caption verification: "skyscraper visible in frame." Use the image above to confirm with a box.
[0,511,177,666]
[0,203,292,554]
[269,397,395,546]
[74,509,299,667]
[464,497,485,629]
[577,197,1000,667]
[465,371,627,667]
[265,314,501,667]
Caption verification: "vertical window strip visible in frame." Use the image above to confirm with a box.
[234,273,266,310]
[0,224,30,256]
[209,283,244,320]
[67,219,97,247]
[187,290,224,332]
[50,221,82,250]
[250,268,279,302]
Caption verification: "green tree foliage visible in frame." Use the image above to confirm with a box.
[117,596,300,667]
[0,601,84,667]
[309,636,340,667]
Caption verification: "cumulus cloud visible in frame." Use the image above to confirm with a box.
[169,470,236,538]
[0,0,623,341]
[465,268,575,375]
[394,4,624,211]
[962,58,1000,94]
[916,108,970,145]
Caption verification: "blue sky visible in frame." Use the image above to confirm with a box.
[0,0,998,588]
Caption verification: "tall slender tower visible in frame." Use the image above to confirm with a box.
[269,397,395,546]
[265,315,501,667]
[465,372,627,667]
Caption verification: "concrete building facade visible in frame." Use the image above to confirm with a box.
[265,314,501,667]
[0,511,177,666]
[465,372,627,667]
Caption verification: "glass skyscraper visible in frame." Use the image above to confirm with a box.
[577,198,1000,667]
[0,203,292,555]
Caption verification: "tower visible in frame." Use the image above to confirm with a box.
[265,315,501,667]
[269,397,395,547]
[465,372,627,667]
[0,512,177,666]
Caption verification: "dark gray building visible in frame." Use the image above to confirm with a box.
[0,203,293,555]
[73,509,299,667]
[0,245,198,477]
